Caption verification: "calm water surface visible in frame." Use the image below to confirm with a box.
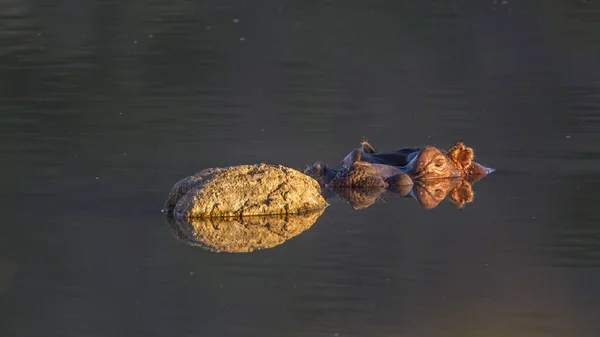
[1,1,600,336]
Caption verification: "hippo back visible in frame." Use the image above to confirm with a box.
[360,148,420,167]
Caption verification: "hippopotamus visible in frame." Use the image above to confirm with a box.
[305,149,412,190]
[305,141,494,189]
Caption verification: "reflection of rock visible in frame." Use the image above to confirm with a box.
[328,186,386,210]
[164,164,328,219]
[0,259,18,292]
[167,210,324,253]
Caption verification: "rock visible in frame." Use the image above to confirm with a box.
[167,210,324,253]
[164,164,328,219]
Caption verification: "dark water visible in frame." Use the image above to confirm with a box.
[2,1,600,336]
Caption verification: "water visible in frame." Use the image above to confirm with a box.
[1,1,600,336]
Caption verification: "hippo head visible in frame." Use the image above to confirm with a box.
[407,142,494,182]
[408,147,460,180]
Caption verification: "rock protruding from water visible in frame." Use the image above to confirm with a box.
[164,164,328,219]
[167,210,324,252]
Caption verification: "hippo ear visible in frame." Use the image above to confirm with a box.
[447,142,473,170]
[342,148,362,168]
[360,140,377,154]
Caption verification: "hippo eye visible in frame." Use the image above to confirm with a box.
[434,160,444,168]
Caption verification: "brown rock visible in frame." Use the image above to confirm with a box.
[164,164,328,219]
[167,210,324,253]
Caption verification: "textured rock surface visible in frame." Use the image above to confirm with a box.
[167,210,324,252]
[164,164,328,219]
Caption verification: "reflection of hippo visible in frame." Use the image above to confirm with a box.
[305,141,494,189]
[325,176,477,210]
